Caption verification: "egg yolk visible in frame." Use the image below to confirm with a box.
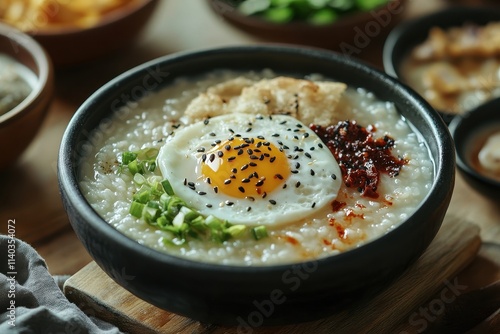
[201,137,290,199]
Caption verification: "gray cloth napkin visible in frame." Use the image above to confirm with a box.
[0,235,122,334]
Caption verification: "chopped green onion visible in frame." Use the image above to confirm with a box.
[252,226,268,240]
[129,202,145,218]
[226,225,247,237]
[161,179,175,196]
[122,151,138,165]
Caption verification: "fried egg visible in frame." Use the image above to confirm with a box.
[157,113,342,226]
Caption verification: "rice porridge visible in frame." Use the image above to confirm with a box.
[78,70,434,266]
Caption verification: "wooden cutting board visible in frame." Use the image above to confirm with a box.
[64,215,481,333]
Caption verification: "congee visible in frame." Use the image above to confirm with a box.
[79,70,433,266]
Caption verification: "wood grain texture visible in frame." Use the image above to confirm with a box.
[64,214,481,334]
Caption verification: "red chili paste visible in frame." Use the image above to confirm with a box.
[311,120,407,198]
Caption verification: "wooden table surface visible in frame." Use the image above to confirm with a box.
[0,0,499,329]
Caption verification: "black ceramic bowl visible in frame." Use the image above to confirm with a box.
[383,6,500,124]
[58,45,455,326]
[449,97,500,199]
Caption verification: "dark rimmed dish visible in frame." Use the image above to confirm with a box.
[209,0,407,51]
[383,5,500,124]
[449,97,500,199]
[22,0,159,68]
[0,23,54,171]
[58,45,455,326]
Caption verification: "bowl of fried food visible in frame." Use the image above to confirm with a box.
[383,6,500,124]
[0,0,159,67]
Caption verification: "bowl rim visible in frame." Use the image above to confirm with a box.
[59,44,454,273]
[449,97,500,188]
[0,22,52,125]
[16,0,157,37]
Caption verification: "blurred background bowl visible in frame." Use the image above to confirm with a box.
[58,45,455,325]
[0,23,53,171]
[449,97,500,200]
[1,0,159,68]
[383,6,500,124]
[209,0,407,52]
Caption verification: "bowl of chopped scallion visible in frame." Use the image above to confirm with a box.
[208,0,407,51]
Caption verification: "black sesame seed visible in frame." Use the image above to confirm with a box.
[214,186,219,193]
[305,152,312,158]
[238,149,244,155]
[252,172,259,178]
[204,119,210,125]
[331,174,337,180]
[188,181,195,187]
[310,169,315,176]
[256,142,263,148]
[209,154,215,162]
[218,151,224,158]
[202,154,207,162]
[225,145,231,151]
[246,196,255,201]
[283,184,287,189]
[318,143,324,148]
[262,192,267,198]
[228,128,234,133]
[294,136,299,140]
[197,147,206,152]
[280,120,287,125]
[312,202,316,208]
[241,164,249,171]
[242,178,250,183]
[250,155,258,160]
[225,201,234,206]
[256,179,264,187]
[249,162,257,167]
[275,174,283,180]
[303,132,309,138]
[224,179,231,185]
[246,128,252,132]
[206,204,213,208]
[247,149,253,155]
[272,133,280,137]
[269,200,277,205]
[238,186,245,193]
[206,178,211,184]
[270,157,276,163]
[247,207,252,212]
[228,156,236,161]
[295,162,300,169]
[295,181,301,188]
[291,170,299,174]
[209,132,216,136]
[257,135,265,140]
[198,191,207,195]
[214,139,221,144]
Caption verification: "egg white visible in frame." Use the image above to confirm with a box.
[157,113,342,227]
